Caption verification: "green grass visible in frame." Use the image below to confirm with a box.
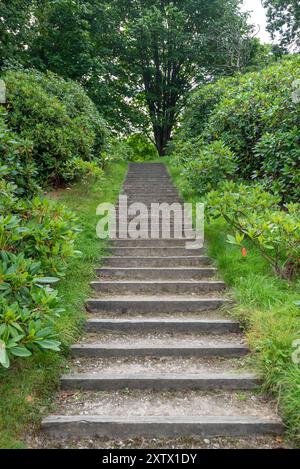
[0,161,128,449]
[163,156,300,444]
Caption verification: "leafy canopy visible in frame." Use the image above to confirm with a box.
[112,0,254,154]
[263,0,300,49]
[0,0,256,153]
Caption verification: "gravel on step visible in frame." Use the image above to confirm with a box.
[26,434,288,450]
[67,356,249,375]
[86,311,232,320]
[51,389,279,420]
[78,331,247,346]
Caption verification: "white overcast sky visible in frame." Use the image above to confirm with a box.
[241,0,272,44]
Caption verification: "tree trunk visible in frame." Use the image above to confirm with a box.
[154,124,172,156]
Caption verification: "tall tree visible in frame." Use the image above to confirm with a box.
[0,0,34,69]
[263,0,300,49]
[28,0,147,133]
[110,0,253,154]
[1,0,255,151]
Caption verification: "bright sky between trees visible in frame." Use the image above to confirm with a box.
[242,0,272,44]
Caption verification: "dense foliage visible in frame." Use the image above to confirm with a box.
[175,56,300,202]
[102,134,159,164]
[0,109,39,196]
[0,116,80,368]
[0,58,107,370]
[174,139,237,196]
[206,182,300,280]
[1,69,107,187]
[263,0,300,49]
[125,134,158,162]
[0,0,260,153]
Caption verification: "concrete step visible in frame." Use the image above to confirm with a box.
[122,188,179,193]
[71,343,247,358]
[86,296,228,314]
[116,199,183,204]
[107,247,204,257]
[121,197,181,201]
[112,227,198,235]
[90,280,226,295]
[100,256,212,268]
[85,318,240,333]
[125,176,171,179]
[60,372,261,391]
[42,415,282,439]
[108,239,198,247]
[121,193,180,198]
[96,267,218,280]
[112,232,198,240]
[68,355,245,375]
[114,216,192,224]
[122,189,178,195]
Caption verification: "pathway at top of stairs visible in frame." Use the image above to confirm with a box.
[36,162,283,449]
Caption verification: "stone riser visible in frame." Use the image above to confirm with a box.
[107,248,205,257]
[86,298,228,314]
[90,281,226,295]
[101,257,211,268]
[96,267,218,280]
[108,239,198,247]
[71,344,248,359]
[85,319,240,334]
[42,416,282,439]
[60,373,261,392]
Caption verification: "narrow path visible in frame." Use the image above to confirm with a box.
[40,162,282,448]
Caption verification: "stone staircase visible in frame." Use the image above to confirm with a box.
[41,162,282,444]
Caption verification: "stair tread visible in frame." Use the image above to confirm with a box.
[73,344,247,349]
[91,280,224,284]
[87,295,227,300]
[61,372,260,380]
[43,415,282,424]
[98,267,217,270]
[41,389,280,421]
[67,356,247,375]
[86,318,236,323]
[86,311,234,320]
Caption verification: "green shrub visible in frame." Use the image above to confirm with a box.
[20,198,80,276]
[103,134,158,163]
[179,140,237,196]
[126,134,158,161]
[2,69,107,186]
[0,190,80,277]
[0,252,63,368]
[103,138,135,163]
[0,164,80,368]
[206,181,300,279]
[178,56,300,201]
[180,76,239,139]
[254,129,300,203]
[61,157,104,187]
[0,110,39,196]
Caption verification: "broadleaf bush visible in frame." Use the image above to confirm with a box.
[176,55,300,202]
[206,181,300,280]
[178,140,237,196]
[1,69,107,186]
[126,133,158,161]
[0,159,80,368]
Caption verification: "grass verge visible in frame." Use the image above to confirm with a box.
[0,161,128,449]
[163,156,300,444]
